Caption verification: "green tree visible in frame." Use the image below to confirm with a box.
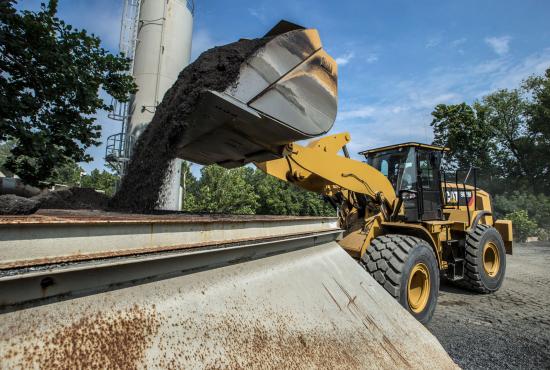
[0,141,14,170]
[494,192,550,230]
[47,160,84,186]
[0,0,136,186]
[180,161,198,211]
[248,170,302,215]
[81,169,119,196]
[194,165,259,214]
[178,164,335,216]
[298,191,335,216]
[431,76,550,194]
[505,210,538,242]
[431,102,494,172]
[246,169,335,216]
[483,89,539,189]
[523,68,550,193]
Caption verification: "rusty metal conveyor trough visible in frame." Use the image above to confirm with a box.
[0,210,457,368]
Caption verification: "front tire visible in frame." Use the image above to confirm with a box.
[461,224,506,293]
[361,234,439,324]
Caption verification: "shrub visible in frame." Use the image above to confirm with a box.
[494,191,550,229]
[536,228,550,241]
[504,210,538,242]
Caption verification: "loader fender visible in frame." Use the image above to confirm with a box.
[379,222,442,268]
[494,219,513,255]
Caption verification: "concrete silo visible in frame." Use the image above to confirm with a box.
[107,0,194,210]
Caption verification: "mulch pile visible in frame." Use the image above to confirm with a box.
[0,188,109,215]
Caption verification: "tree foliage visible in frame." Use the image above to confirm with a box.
[42,159,118,196]
[504,210,538,242]
[494,191,550,230]
[523,69,550,193]
[431,102,493,172]
[0,141,14,170]
[0,0,136,186]
[431,67,550,239]
[179,163,335,217]
[247,169,335,216]
[80,169,118,197]
[47,160,83,186]
[431,68,550,195]
[180,161,198,211]
[192,165,259,215]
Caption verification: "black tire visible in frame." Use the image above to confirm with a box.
[361,234,439,324]
[461,224,506,293]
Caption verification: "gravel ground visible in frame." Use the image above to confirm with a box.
[427,242,550,369]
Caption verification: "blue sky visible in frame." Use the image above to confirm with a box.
[17,0,550,172]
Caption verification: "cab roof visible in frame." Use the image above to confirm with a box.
[358,142,450,156]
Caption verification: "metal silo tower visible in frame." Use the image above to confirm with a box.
[106,0,194,210]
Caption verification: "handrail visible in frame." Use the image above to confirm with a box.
[462,166,473,185]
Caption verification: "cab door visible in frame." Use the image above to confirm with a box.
[417,150,443,220]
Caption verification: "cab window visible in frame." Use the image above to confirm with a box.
[367,147,417,191]
[417,150,439,190]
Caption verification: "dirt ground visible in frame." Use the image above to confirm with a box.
[427,242,550,369]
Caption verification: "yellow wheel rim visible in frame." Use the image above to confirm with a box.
[407,263,431,314]
[483,241,500,277]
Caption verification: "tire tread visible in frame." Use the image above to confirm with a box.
[458,224,498,293]
[361,234,427,299]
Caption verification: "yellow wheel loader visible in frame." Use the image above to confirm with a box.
[175,20,513,323]
[257,135,513,323]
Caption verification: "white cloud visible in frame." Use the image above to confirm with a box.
[335,52,355,66]
[334,49,550,156]
[426,37,468,53]
[334,104,434,155]
[485,36,511,56]
[451,38,467,54]
[409,92,461,109]
[451,38,467,47]
[489,48,550,89]
[426,37,442,48]
[337,106,376,120]
[366,54,379,63]
[191,28,217,61]
[471,59,507,74]
[336,52,377,66]
[248,8,267,23]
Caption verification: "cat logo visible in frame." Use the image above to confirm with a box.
[445,190,474,206]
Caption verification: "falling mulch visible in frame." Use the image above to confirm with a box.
[109,36,271,213]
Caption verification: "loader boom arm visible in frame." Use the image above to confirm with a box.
[255,132,397,207]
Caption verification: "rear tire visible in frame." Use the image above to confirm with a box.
[361,234,439,324]
[461,224,506,293]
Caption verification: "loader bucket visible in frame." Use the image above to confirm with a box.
[174,21,338,168]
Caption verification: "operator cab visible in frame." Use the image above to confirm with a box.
[360,143,449,222]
